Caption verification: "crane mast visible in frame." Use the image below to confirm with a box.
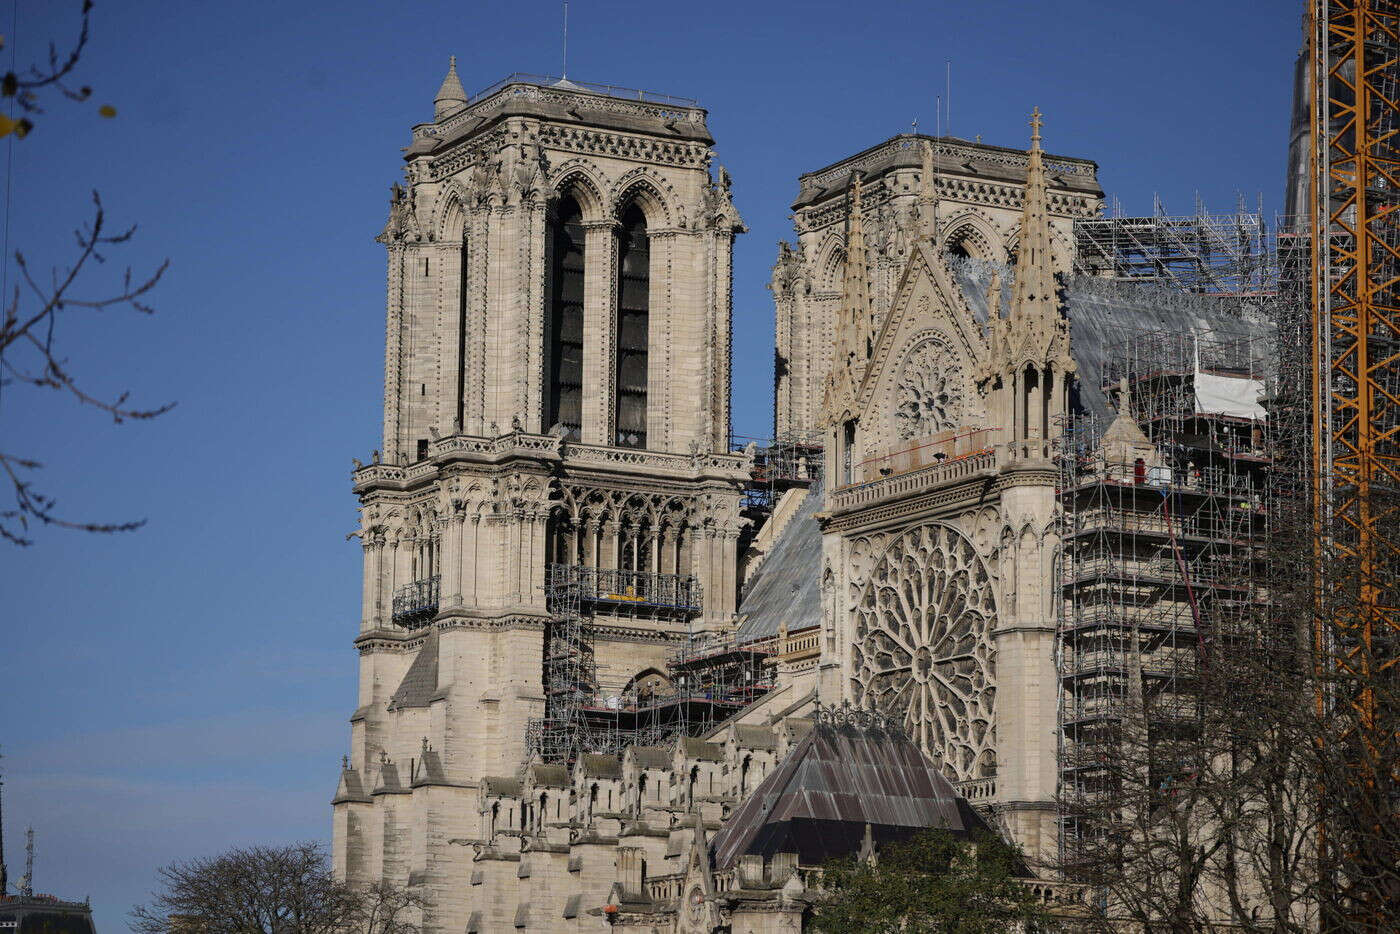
[1307,0,1400,922]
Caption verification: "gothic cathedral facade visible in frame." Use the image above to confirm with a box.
[335,63,1106,933]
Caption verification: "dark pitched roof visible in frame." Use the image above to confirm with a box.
[679,736,725,762]
[483,775,523,797]
[579,753,622,779]
[387,630,439,710]
[736,487,824,641]
[629,746,672,770]
[710,712,990,869]
[413,750,449,786]
[733,724,778,750]
[372,761,410,796]
[332,767,371,805]
[529,763,570,788]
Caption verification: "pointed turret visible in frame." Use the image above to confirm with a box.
[1009,108,1058,324]
[821,173,875,423]
[843,172,875,361]
[919,139,939,239]
[984,109,1074,444]
[434,56,468,120]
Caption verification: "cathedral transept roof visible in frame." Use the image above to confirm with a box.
[710,706,990,869]
[735,486,824,641]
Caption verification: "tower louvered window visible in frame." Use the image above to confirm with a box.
[615,205,649,448]
[546,196,585,439]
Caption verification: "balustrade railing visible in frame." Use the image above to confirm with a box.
[392,576,440,627]
[552,564,702,613]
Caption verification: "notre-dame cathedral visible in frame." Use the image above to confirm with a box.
[332,62,1268,933]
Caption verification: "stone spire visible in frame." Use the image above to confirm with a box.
[434,56,469,120]
[993,108,1073,371]
[919,139,938,239]
[843,172,875,360]
[1010,108,1057,323]
[822,172,874,422]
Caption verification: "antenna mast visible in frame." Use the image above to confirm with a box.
[562,1,569,79]
[20,827,32,897]
[946,59,951,139]
[0,763,7,895]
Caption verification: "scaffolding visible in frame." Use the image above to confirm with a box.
[526,563,777,763]
[1056,328,1277,855]
[731,431,824,511]
[1074,199,1274,299]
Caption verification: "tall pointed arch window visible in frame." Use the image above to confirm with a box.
[546,196,585,439]
[615,204,650,448]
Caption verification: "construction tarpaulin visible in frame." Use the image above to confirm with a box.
[1194,371,1266,420]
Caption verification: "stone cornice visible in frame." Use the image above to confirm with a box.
[353,432,751,496]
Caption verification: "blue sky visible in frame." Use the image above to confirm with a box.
[0,0,1298,928]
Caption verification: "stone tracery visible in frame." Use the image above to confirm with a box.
[851,522,996,782]
[893,338,965,439]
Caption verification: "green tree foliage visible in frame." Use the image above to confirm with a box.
[810,829,1052,934]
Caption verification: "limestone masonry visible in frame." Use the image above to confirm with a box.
[333,64,1270,933]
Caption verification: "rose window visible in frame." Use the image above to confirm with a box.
[852,523,996,782]
[894,340,964,439]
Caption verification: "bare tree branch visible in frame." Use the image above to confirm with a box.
[0,4,173,546]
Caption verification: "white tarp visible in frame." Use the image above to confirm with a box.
[1194,370,1266,420]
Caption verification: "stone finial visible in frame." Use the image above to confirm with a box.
[919,139,936,204]
[434,55,469,120]
[820,172,876,423]
[1116,377,1131,418]
[1010,107,1056,319]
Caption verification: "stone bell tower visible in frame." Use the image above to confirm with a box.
[333,64,749,924]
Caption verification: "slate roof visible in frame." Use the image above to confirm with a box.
[710,714,991,869]
[629,746,672,770]
[733,724,778,750]
[413,750,449,786]
[332,767,371,805]
[482,776,523,797]
[387,630,439,710]
[372,761,409,796]
[735,486,824,641]
[579,753,622,779]
[529,763,570,788]
[680,736,726,762]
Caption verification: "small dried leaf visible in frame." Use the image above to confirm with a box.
[1,73,15,97]
[14,118,32,139]
[0,113,16,137]
[98,104,116,118]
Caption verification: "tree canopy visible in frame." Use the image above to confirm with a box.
[810,829,1052,934]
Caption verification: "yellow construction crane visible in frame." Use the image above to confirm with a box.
[1307,0,1400,922]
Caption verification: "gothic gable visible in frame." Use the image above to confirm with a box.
[854,240,988,441]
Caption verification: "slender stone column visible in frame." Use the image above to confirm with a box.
[661,529,676,577]
[581,220,619,445]
[441,513,464,607]
[361,538,380,631]
[583,519,598,568]
[464,514,480,606]
[602,521,620,570]
[382,246,405,461]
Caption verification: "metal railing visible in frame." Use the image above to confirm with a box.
[467,73,700,108]
[392,576,440,627]
[552,564,702,613]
